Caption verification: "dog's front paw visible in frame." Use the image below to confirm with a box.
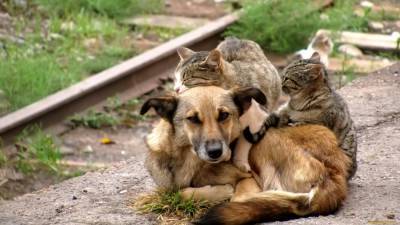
[233,159,251,173]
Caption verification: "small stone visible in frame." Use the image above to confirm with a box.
[338,44,363,57]
[61,22,75,32]
[83,145,93,153]
[72,195,77,200]
[12,0,27,9]
[360,1,374,8]
[386,214,395,219]
[60,146,75,156]
[119,190,127,194]
[368,21,384,31]
[55,205,64,213]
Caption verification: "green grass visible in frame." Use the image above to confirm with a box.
[34,0,164,19]
[136,26,188,42]
[0,0,164,113]
[69,110,120,129]
[0,13,133,111]
[365,9,400,21]
[226,0,368,53]
[0,150,6,167]
[15,126,61,174]
[69,96,151,129]
[134,189,212,221]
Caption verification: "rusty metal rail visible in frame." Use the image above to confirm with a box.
[0,13,238,144]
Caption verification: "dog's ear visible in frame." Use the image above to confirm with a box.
[177,47,195,61]
[231,87,267,115]
[140,96,178,122]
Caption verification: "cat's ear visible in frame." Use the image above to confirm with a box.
[177,47,195,61]
[203,49,222,68]
[309,64,324,80]
[310,52,321,62]
[231,87,267,115]
[140,96,178,123]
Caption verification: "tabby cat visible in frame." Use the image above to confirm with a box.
[174,37,282,172]
[244,52,357,179]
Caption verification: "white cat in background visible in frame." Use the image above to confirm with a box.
[295,30,333,67]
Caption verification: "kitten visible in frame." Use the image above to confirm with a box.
[293,30,333,67]
[243,52,357,179]
[174,37,282,172]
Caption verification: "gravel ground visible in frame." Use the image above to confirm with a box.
[0,63,399,225]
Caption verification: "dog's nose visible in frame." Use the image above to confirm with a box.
[205,140,223,159]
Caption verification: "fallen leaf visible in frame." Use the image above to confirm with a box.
[100,137,115,145]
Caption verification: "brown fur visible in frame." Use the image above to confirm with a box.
[175,37,281,172]
[141,86,350,225]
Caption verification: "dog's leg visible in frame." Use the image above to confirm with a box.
[260,164,283,191]
[180,184,234,203]
[231,178,261,202]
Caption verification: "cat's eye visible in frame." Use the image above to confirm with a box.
[187,115,201,124]
[218,111,230,122]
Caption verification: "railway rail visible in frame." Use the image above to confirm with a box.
[0,13,238,145]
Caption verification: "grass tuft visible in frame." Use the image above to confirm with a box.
[226,0,368,53]
[15,125,61,174]
[34,0,164,19]
[133,189,213,224]
[69,110,120,129]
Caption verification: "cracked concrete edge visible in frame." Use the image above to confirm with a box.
[338,62,400,130]
[0,63,399,225]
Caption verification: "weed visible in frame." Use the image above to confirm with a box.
[366,9,400,22]
[136,26,188,42]
[34,0,164,19]
[69,110,120,129]
[226,0,368,53]
[0,150,6,167]
[15,126,61,174]
[0,11,134,112]
[61,169,86,179]
[69,96,151,129]
[134,189,212,223]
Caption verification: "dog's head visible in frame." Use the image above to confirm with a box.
[140,86,266,164]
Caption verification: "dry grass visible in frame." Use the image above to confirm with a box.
[131,189,217,225]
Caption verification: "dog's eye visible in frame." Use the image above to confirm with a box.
[187,115,201,124]
[218,111,230,122]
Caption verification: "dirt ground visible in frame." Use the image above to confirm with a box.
[0,63,399,225]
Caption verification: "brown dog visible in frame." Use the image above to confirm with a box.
[140,86,350,225]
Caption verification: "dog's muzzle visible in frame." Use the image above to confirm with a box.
[196,139,231,163]
[205,140,223,159]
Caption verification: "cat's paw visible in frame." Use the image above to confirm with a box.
[233,159,251,173]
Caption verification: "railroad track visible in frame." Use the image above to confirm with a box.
[0,13,238,145]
